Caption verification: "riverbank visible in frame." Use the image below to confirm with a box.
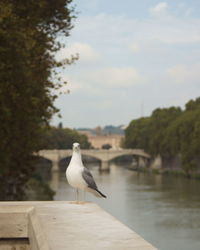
[136,167,200,180]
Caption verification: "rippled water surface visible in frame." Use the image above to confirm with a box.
[48,163,200,250]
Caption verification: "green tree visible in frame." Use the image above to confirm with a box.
[165,102,200,175]
[185,97,200,111]
[123,97,200,176]
[41,127,91,149]
[124,117,151,151]
[0,0,76,200]
[149,107,182,156]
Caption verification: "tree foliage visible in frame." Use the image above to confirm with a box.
[125,117,151,151]
[0,0,76,200]
[124,97,200,175]
[41,127,91,149]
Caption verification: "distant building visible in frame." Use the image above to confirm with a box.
[95,126,102,136]
[78,129,123,149]
[78,130,93,137]
[88,134,123,149]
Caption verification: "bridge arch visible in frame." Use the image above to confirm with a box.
[59,154,101,171]
[81,153,102,163]
[59,153,102,163]
[37,149,151,172]
[36,156,53,165]
[108,154,136,162]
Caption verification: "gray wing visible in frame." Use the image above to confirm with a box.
[82,167,98,190]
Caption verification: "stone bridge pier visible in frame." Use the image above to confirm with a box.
[100,161,109,171]
[136,156,151,169]
[52,160,60,172]
[37,149,151,172]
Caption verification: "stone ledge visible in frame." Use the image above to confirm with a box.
[0,201,157,250]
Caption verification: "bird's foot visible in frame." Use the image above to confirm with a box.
[69,201,86,205]
[77,201,87,205]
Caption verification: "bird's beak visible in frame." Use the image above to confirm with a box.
[73,145,80,151]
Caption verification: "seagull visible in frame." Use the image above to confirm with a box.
[66,142,106,202]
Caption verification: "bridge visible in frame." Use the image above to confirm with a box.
[38,149,151,171]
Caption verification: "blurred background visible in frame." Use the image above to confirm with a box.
[1,1,200,249]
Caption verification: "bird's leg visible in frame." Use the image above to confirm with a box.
[76,189,79,204]
[83,191,85,202]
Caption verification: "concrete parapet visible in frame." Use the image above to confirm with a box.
[0,201,157,250]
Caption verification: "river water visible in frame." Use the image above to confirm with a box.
[47,162,200,250]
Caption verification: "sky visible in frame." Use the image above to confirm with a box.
[52,0,200,128]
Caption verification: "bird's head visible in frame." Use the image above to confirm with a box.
[73,142,80,152]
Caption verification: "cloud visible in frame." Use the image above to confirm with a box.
[129,42,141,53]
[185,8,193,17]
[53,3,200,127]
[100,67,142,87]
[167,63,200,84]
[59,67,143,96]
[150,2,168,16]
[56,42,99,63]
[87,67,143,88]
[76,11,200,47]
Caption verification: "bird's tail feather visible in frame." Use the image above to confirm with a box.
[95,189,107,198]
[87,187,107,198]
